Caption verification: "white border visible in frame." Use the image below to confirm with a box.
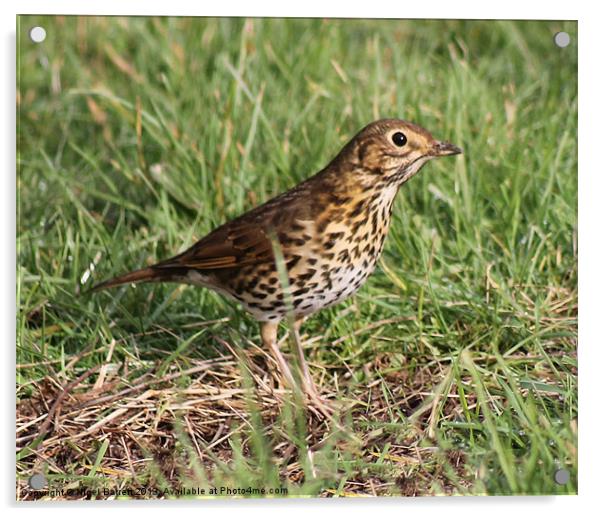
[3,1,599,514]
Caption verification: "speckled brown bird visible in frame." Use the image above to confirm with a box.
[92,119,461,415]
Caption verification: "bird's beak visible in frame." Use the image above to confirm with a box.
[431,140,462,157]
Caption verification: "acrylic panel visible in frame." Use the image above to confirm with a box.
[16,16,577,499]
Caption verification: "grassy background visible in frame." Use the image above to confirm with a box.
[17,16,577,498]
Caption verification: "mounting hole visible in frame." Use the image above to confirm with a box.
[28,472,48,490]
[554,31,570,48]
[29,26,46,43]
[554,468,570,485]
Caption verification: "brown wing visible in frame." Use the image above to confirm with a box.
[90,165,333,293]
[153,175,319,272]
[89,219,273,292]
[154,219,274,271]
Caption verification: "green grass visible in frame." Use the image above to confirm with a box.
[17,16,577,498]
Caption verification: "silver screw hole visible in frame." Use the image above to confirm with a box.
[554,31,570,48]
[29,26,47,43]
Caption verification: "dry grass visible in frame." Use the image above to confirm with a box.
[17,313,576,499]
[17,323,487,499]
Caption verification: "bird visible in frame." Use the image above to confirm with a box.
[91,118,461,416]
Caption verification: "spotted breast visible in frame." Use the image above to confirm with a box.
[192,182,399,323]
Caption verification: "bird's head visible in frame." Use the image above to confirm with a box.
[335,118,461,188]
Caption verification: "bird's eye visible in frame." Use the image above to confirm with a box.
[391,132,407,147]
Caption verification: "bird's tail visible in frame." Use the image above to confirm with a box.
[89,266,164,293]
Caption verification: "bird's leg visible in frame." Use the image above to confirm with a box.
[292,316,334,416]
[261,320,333,418]
[260,321,299,394]
[292,317,314,393]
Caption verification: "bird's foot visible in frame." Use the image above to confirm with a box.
[305,390,336,420]
[300,377,336,420]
